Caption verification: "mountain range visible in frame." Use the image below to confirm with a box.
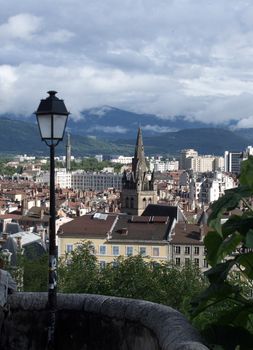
[0,106,252,156]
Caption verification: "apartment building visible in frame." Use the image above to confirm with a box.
[189,172,237,204]
[186,155,225,173]
[224,151,242,174]
[71,171,122,191]
[169,223,209,270]
[57,210,209,271]
[36,169,122,191]
[110,156,133,164]
[57,212,172,266]
[180,149,198,170]
[149,159,179,172]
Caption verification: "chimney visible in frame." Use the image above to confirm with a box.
[2,232,8,241]
[106,232,111,240]
[21,198,28,216]
[121,228,128,235]
[16,235,22,249]
[199,225,205,242]
[40,229,46,244]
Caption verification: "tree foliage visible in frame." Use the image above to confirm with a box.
[22,253,48,292]
[191,157,253,349]
[0,158,23,176]
[41,157,122,173]
[57,242,205,314]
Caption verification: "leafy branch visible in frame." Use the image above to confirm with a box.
[191,156,253,349]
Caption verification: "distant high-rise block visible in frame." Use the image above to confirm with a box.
[224,151,242,174]
[66,133,71,171]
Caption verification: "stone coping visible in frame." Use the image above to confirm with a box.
[6,292,209,350]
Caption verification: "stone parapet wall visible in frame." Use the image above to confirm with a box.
[0,293,209,350]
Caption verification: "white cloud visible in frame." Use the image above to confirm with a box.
[87,106,114,117]
[1,1,253,126]
[142,125,178,133]
[87,125,127,134]
[42,29,75,44]
[233,116,253,129]
[0,13,42,40]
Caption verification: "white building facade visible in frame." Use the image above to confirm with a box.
[189,172,237,204]
[71,171,122,191]
[149,159,179,172]
[224,151,242,174]
[36,169,122,191]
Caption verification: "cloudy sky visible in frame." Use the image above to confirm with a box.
[1,0,253,127]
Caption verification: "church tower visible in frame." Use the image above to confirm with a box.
[66,133,71,171]
[120,128,157,215]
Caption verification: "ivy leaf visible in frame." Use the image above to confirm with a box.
[208,186,253,233]
[204,261,236,284]
[204,231,223,266]
[217,304,253,329]
[216,232,243,264]
[201,324,253,350]
[240,156,253,189]
[191,281,239,316]
[245,229,253,248]
[222,215,253,238]
[236,252,253,279]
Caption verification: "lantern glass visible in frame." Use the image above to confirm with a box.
[37,114,68,140]
[53,114,68,139]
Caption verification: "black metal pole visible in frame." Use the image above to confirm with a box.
[48,143,57,349]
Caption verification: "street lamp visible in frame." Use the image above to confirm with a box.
[35,91,69,349]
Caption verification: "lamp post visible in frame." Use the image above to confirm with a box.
[35,91,69,349]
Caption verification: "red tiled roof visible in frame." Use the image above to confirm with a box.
[0,214,22,220]
[110,215,170,242]
[58,214,117,238]
[170,223,209,245]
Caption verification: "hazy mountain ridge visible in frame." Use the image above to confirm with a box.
[0,105,248,140]
[0,118,132,156]
[69,106,221,139]
[234,128,253,142]
[0,117,249,157]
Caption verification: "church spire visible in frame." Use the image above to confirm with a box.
[120,127,157,215]
[66,132,71,171]
[132,127,147,179]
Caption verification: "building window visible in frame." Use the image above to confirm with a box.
[126,246,133,256]
[185,246,190,255]
[112,261,119,268]
[175,257,180,266]
[130,197,134,208]
[112,246,120,256]
[99,260,106,269]
[126,197,129,208]
[88,243,95,254]
[175,246,181,254]
[194,247,200,255]
[139,247,147,256]
[203,259,208,268]
[66,244,73,253]
[185,258,190,265]
[194,258,199,267]
[99,245,107,255]
[152,247,160,257]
